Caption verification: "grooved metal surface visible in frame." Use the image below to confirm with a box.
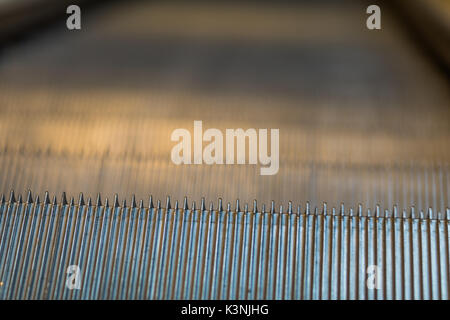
[0,1,449,212]
[0,0,449,301]
[0,192,448,300]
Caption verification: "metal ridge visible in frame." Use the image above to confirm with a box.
[1,190,449,220]
[0,189,448,300]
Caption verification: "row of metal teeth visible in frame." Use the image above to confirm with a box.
[1,190,449,220]
[0,189,449,300]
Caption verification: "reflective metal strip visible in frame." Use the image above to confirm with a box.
[0,192,448,300]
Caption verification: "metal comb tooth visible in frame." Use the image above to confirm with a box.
[96,193,101,207]
[0,191,448,300]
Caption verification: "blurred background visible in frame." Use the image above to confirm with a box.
[0,0,448,213]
